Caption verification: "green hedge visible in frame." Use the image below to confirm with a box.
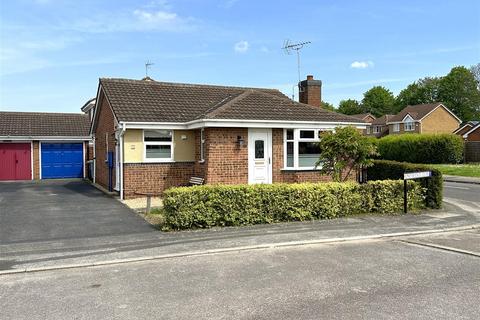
[367,160,442,209]
[376,134,463,164]
[163,181,424,230]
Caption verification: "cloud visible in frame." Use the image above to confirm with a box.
[260,46,269,53]
[350,61,374,69]
[221,0,240,8]
[234,40,249,53]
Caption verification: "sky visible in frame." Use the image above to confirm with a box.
[1,0,479,113]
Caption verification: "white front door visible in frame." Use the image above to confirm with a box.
[248,129,272,184]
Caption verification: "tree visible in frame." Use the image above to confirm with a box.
[469,63,480,90]
[394,77,440,112]
[361,86,396,117]
[321,101,336,111]
[438,66,480,121]
[337,99,363,115]
[316,126,378,182]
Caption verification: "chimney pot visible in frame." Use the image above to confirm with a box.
[307,75,314,80]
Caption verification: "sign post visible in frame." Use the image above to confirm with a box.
[403,171,432,213]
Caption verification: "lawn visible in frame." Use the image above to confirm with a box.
[429,164,480,178]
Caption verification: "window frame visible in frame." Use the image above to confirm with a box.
[393,123,400,132]
[199,128,205,163]
[373,126,381,134]
[403,115,415,132]
[143,129,174,162]
[283,129,324,170]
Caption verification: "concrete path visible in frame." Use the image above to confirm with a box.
[443,174,480,185]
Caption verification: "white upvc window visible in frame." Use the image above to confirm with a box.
[200,128,205,162]
[403,115,415,131]
[143,129,173,162]
[284,129,323,170]
[373,126,381,134]
[366,126,371,134]
[393,123,400,132]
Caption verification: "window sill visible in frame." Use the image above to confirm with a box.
[281,168,322,172]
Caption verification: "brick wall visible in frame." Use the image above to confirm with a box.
[94,94,117,190]
[204,127,248,185]
[466,127,480,142]
[32,141,40,179]
[123,162,194,199]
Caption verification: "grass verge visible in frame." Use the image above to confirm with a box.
[429,164,480,178]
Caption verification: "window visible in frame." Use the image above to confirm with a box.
[404,121,414,131]
[366,127,371,134]
[393,123,400,132]
[200,129,205,162]
[254,140,265,159]
[284,129,322,169]
[373,126,382,134]
[144,130,173,162]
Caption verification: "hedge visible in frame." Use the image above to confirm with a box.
[162,181,424,230]
[376,133,463,164]
[367,160,442,209]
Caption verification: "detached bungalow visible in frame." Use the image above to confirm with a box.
[0,112,91,181]
[90,76,366,199]
[386,103,461,134]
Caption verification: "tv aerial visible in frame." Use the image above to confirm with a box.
[282,39,311,92]
[145,60,154,78]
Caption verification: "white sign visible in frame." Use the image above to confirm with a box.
[404,171,431,180]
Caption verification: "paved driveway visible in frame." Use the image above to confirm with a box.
[0,180,154,244]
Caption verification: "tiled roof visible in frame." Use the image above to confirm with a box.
[0,112,90,137]
[372,114,395,125]
[387,103,445,123]
[99,78,364,124]
[351,113,375,121]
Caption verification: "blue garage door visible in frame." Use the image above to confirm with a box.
[41,143,84,179]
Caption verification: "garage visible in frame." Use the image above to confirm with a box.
[0,143,32,181]
[41,143,84,179]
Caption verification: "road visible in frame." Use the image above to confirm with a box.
[0,181,478,319]
[1,229,479,320]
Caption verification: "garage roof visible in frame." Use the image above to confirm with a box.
[0,112,91,137]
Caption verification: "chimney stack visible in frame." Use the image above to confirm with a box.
[298,75,322,108]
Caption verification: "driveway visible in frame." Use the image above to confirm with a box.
[0,180,155,244]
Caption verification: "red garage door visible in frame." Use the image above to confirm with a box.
[0,143,32,181]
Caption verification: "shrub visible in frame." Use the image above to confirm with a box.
[163,181,424,230]
[376,134,463,164]
[367,160,442,209]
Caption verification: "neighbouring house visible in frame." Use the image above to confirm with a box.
[0,112,91,181]
[386,103,461,135]
[458,122,480,163]
[454,121,479,137]
[351,113,375,135]
[460,122,480,141]
[90,75,367,199]
[366,114,394,138]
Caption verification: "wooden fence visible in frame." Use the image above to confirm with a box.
[465,141,480,163]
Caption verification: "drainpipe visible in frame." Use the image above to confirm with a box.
[119,123,126,200]
[93,135,96,183]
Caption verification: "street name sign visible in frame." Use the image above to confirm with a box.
[404,171,432,180]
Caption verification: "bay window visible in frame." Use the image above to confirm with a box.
[284,129,323,169]
[144,130,173,162]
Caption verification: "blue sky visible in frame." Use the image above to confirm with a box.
[1,0,479,113]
